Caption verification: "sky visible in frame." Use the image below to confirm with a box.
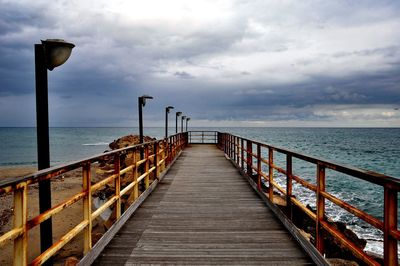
[1,0,400,127]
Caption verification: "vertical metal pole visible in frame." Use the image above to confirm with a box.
[35,44,53,262]
[384,187,398,265]
[316,164,325,254]
[241,138,244,171]
[175,114,178,134]
[246,140,252,176]
[181,117,184,133]
[165,108,168,139]
[138,98,143,144]
[154,142,158,180]
[286,154,293,220]
[13,182,27,266]
[268,148,274,201]
[138,97,145,192]
[114,155,121,219]
[257,144,261,191]
[82,163,92,254]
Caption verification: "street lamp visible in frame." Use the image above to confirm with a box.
[138,95,153,144]
[181,116,186,133]
[186,117,191,131]
[165,106,174,138]
[175,111,182,133]
[35,39,75,259]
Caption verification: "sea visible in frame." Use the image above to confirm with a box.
[0,127,399,256]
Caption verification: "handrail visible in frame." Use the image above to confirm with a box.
[218,132,399,266]
[188,130,218,144]
[0,132,188,265]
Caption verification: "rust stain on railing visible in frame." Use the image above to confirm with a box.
[0,133,187,265]
[218,132,399,266]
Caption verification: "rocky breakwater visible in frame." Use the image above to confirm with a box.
[92,135,156,229]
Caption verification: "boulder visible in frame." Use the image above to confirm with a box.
[109,135,156,150]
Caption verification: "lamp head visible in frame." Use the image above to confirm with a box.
[166,106,174,113]
[176,111,182,116]
[186,117,191,121]
[41,39,75,71]
[182,116,186,120]
[139,95,153,106]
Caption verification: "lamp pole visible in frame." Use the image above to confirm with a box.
[138,95,153,144]
[35,39,74,264]
[186,117,190,131]
[175,111,182,133]
[165,106,174,139]
[181,116,186,133]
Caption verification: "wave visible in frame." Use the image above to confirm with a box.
[82,142,109,146]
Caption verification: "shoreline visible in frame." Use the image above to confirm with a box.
[0,166,37,179]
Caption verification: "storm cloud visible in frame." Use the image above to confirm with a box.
[0,0,399,127]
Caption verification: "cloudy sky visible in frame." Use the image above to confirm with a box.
[1,0,399,127]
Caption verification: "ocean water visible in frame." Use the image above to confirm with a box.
[0,127,399,255]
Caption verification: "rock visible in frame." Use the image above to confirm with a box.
[109,135,156,150]
[92,232,103,246]
[64,256,79,266]
[327,258,359,266]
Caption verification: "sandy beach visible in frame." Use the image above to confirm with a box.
[0,166,96,265]
[0,166,36,179]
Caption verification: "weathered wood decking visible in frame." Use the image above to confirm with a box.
[94,144,314,265]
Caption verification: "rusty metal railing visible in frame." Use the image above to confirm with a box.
[218,132,399,266]
[0,132,188,265]
[188,131,218,144]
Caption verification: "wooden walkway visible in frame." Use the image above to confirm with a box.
[94,145,314,265]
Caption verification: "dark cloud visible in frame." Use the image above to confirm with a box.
[0,1,399,126]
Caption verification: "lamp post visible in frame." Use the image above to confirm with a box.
[186,117,190,131]
[165,106,174,138]
[181,116,186,133]
[175,111,182,133]
[35,39,75,261]
[138,95,153,144]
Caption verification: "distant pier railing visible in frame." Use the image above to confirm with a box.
[218,132,399,266]
[0,133,188,265]
[188,130,218,144]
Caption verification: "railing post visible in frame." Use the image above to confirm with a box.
[384,186,398,265]
[154,142,158,180]
[229,135,232,158]
[257,144,261,191]
[145,145,150,189]
[268,147,274,201]
[233,136,236,161]
[114,155,121,220]
[133,149,139,200]
[241,138,244,171]
[13,182,27,266]
[232,135,234,159]
[316,163,325,254]
[82,163,92,254]
[286,154,293,220]
[236,136,239,165]
[202,131,204,143]
[246,140,252,176]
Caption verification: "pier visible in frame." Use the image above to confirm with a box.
[93,144,314,265]
[0,131,399,265]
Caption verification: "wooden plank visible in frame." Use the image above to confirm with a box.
[93,145,317,265]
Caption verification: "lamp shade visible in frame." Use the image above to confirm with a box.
[42,39,75,71]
